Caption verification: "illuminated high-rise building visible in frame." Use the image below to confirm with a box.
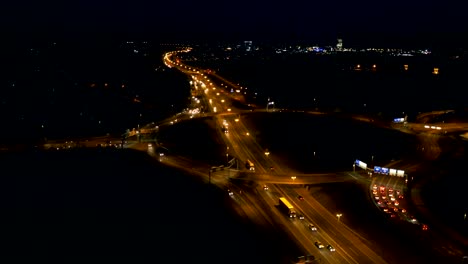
[244,41,253,52]
[336,39,343,51]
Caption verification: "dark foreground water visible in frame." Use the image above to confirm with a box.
[0,149,296,264]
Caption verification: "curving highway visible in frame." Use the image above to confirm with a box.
[161,50,389,263]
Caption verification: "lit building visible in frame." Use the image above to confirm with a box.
[244,41,253,52]
[336,39,343,51]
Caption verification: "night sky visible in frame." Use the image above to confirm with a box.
[1,1,467,46]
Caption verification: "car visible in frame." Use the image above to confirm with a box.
[227,189,234,196]
[422,224,429,231]
[326,245,335,252]
[314,241,324,249]
[263,185,269,190]
[298,195,304,201]
[298,214,305,220]
[308,224,317,231]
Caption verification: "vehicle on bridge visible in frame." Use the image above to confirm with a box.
[278,197,297,218]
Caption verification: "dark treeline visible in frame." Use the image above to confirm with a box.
[0,34,191,143]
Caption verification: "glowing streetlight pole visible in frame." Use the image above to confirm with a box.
[336,213,343,222]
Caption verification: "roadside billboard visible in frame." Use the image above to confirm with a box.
[355,160,367,170]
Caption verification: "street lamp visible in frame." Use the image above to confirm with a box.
[265,149,270,157]
[336,213,342,222]
[291,176,296,182]
[226,146,229,164]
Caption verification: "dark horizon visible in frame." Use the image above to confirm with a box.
[1,29,468,51]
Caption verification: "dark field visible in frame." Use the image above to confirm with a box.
[241,111,419,172]
[0,149,296,264]
[157,117,227,166]
[204,52,468,118]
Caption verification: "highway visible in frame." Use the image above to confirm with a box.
[163,50,388,263]
[29,49,467,263]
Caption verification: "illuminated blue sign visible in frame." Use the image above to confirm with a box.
[374,166,381,173]
[381,167,389,175]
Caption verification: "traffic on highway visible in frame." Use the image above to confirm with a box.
[160,49,391,263]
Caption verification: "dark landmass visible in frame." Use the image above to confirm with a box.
[157,117,227,166]
[189,47,468,119]
[242,112,419,172]
[0,38,191,143]
[1,37,467,263]
[0,148,296,264]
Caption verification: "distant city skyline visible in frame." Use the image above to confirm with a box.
[0,1,467,49]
